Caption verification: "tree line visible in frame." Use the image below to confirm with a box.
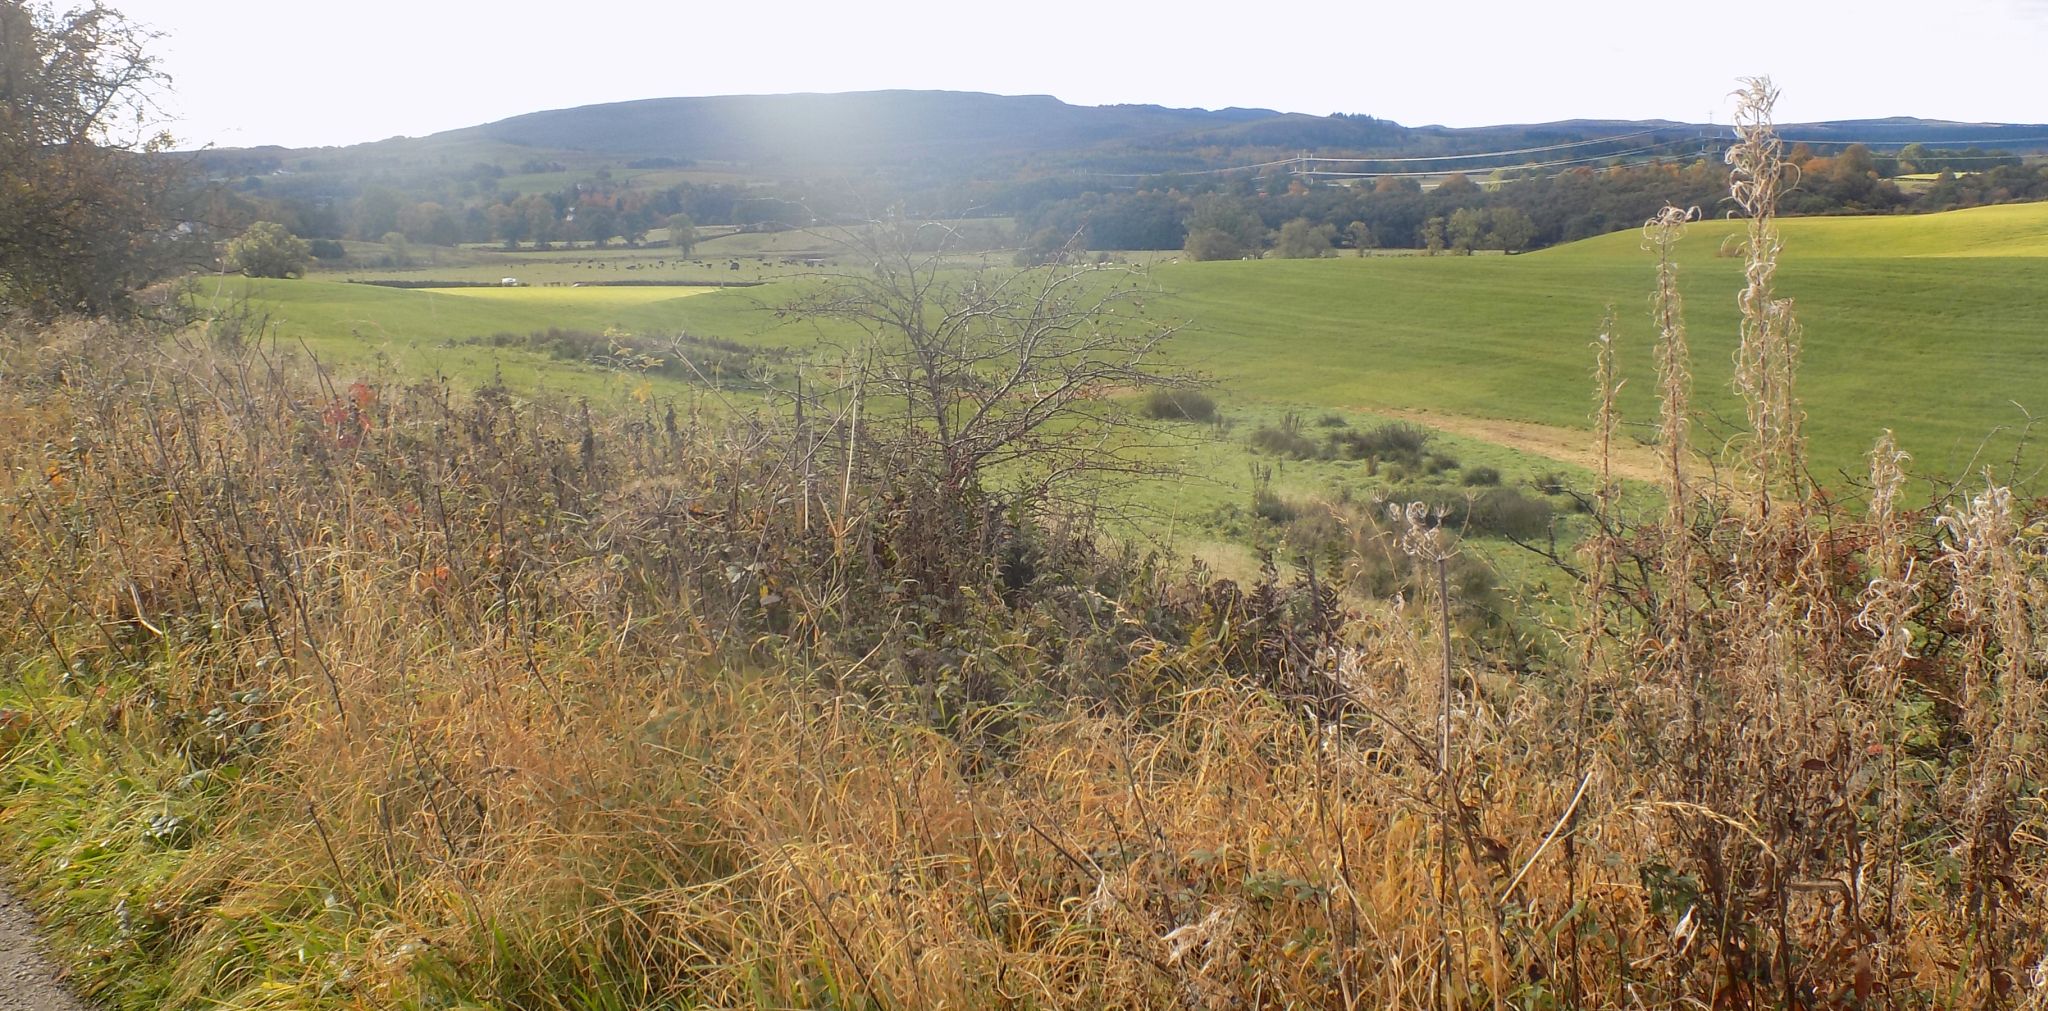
[1013,144,2045,260]
[221,176,813,254]
[213,130,2045,264]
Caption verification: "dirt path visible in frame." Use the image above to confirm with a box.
[1378,407,1672,485]
[1,883,94,1011]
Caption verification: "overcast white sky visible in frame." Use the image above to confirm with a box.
[114,0,2048,150]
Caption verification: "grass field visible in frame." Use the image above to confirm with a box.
[196,275,794,401]
[411,285,720,305]
[234,200,2048,499]
[317,219,1017,287]
[1148,205,2048,485]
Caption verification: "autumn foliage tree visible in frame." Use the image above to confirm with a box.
[0,1,183,318]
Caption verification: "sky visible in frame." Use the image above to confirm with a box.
[110,0,2048,150]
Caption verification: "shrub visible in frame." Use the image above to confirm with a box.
[1315,412,1348,428]
[1248,413,1319,459]
[224,221,311,279]
[1462,465,1501,486]
[1140,388,1218,423]
[1392,485,1554,539]
[1329,422,1433,467]
[456,328,779,384]
[1466,486,1553,537]
[1248,426,1314,459]
[307,238,346,261]
[1252,487,1299,522]
[1271,498,1508,627]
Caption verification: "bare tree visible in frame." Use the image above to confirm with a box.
[781,214,1196,512]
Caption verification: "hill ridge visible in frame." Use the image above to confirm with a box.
[193,89,2048,171]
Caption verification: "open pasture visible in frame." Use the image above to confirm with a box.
[1549,198,2048,259]
[412,285,720,305]
[236,201,2048,489]
[201,277,795,399]
[1147,201,2048,485]
[324,249,827,287]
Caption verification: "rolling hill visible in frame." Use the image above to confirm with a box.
[198,91,2048,184]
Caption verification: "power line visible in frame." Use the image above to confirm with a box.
[1891,154,2042,163]
[1298,127,1686,166]
[1306,142,1708,179]
[1080,133,1703,181]
[1773,134,2048,147]
[1072,133,2044,189]
[1081,156,1305,179]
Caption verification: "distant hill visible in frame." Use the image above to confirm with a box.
[439,95,2048,167]
[183,92,2048,235]
[440,91,1279,169]
[1775,116,2048,146]
[195,92,2048,184]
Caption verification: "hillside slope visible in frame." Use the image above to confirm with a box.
[1548,199,2048,260]
[1141,201,2048,482]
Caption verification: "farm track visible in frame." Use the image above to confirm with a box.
[1379,407,1672,485]
[0,883,93,1011]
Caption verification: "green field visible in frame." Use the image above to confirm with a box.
[231,201,2048,495]
[412,285,719,305]
[1150,203,2048,485]
[196,274,795,401]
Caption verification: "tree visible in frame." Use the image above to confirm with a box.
[352,187,404,241]
[1830,143,1877,184]
[1897,143,1929,174]
[1346,220,1377,253]
[397,201,459,246]
[615,201,654,246]
[0,0,184,317]
[515,194,557,249]
[787,215,1194,510]
[1434,172,1480,197]
[1421,217,1446,256]
[223,221,310,278]
[380,231,412,268]
[1485,206,1535,252]
[576,203,618,248]
[1183,228,1244,262]
[666,213,698,253]
[488,203,528,250]
[1447,207,1485,254]
[1274,218,1335,258]
[1182,194,1264,260]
